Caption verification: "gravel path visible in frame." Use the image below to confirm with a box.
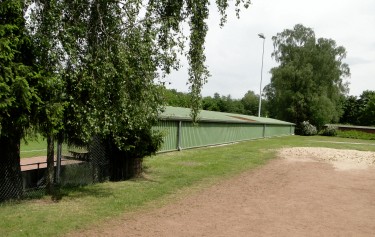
[68,148,375,237]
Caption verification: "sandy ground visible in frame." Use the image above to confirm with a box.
[68,147,375,237]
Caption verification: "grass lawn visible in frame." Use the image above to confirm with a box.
[2,135,375,237]
[20,137,47,158]
[20,137,84,159]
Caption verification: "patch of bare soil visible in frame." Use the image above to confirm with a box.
[68,148,375,237]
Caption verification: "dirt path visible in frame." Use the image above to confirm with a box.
[69,148,375,237]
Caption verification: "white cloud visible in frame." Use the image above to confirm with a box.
[165,0,375,98]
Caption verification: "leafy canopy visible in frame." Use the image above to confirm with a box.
[27,0,251,150]
[0,0,39,138]
[265,24,350,130]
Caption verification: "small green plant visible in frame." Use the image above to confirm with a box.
[321,125,337,136]
[300,121,317,136]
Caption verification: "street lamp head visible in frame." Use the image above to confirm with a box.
[258,33,265,39]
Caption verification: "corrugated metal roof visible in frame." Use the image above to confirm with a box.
[159,106,294,125]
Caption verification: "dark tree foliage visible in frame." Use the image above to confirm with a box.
[340,91,375,126]
[266,24,350,131]
[358,90,375,126]
[0,0,38,200]
[241,90,259,116]
[201,92,255,115]
[216,94,245,114]
[340,95,360,125]
[29,0,66,195]
[164,89,265,116]
[163,89,191,108]
[202,93,221,111]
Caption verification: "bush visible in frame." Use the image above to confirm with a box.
[321,125,337,136]
[300,121,317,136]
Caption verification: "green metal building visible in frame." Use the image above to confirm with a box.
[154,106,295,152]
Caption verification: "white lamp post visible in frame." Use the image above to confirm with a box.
[258,33,265,117]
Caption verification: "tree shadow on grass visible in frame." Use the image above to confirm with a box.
[18,164,160,203]
[57,168,160,200]
[1,184,115,204]
[57,183,115,200]
[129,173,160,183]
[129,164,160,183]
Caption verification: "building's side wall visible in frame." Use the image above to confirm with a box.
[153,120,179,152]
[154,120,294,152]
[264,124,294,137]
[180,122,264,149]
[290,125,295,135]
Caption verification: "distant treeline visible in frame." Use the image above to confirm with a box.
[163,89,375,127]
[163,89,266,117]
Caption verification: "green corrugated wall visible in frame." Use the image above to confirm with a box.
[153,120,179,152]
[264,124,293,137]
[154,120,294,152]
[180,122,264,148]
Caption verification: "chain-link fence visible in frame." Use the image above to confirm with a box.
[0,160,23,202]
[0,137,24,202]
[0,135,148,201]
[0,137,110,201]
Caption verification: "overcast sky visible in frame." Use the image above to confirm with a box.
[164,0,375,99]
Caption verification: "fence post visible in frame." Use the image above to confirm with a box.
[263,124,266,138]
[177,121,182,151]
[56,142,62,184]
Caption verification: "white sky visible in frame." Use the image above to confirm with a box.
[165,0,375,99]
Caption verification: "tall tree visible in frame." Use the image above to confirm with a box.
[358,90,375,126]
[339,91,375,126]
[30,0,65,195]
[216,94,245,114]
[53,0,251,180]
[164,89,190,108]
[265,24,350,130]
[202,93,245,114]
[202,95,220,111]
[241,90,259,115]
[0,0,39,200]
[340,95,360,125]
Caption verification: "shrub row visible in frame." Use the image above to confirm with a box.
[299,121,375,140]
